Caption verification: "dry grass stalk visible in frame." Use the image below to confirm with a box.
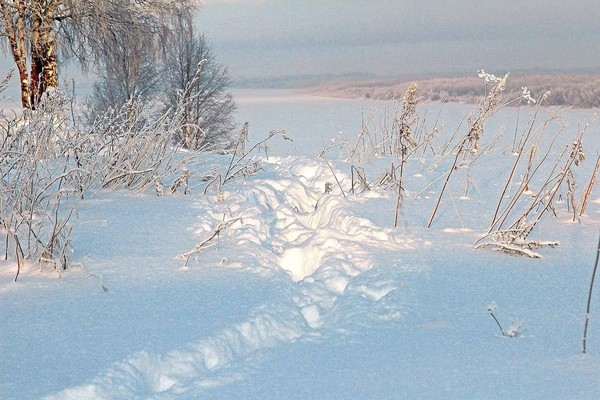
[490,126,566,233]
[566,169,580,222]
[347,106,378,161]
[198,125,290,198]
[216,127,288,192]
[488,103,560,233]
[374,163,397,190]
[428,72,508,228]
[478,118,592,258]
[350,165,370,194]
[583,233,600,354]
[324,159,346,198]
[579,154,600,217]
[393,82,420,227]
[170,169,190,194]
[176,218,241,267]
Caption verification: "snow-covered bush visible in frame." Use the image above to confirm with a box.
[0,86,204,276]
[1,90,91,276]
[87,98,192,193]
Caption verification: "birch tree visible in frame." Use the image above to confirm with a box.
[87,17,237,150]
[0,0,198,109]
[162,24,237,150]
[85,27,161,122]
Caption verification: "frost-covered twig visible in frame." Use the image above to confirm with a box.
[0,91,89,271]
[176,218,241,267]
[476,239,559,259]
[0,69,13,94]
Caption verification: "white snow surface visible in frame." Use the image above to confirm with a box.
[2,91,600,399]
[47,157,414,399]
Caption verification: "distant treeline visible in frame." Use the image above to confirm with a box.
[312,74,600,108]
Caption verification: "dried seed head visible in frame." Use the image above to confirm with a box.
[521,86,536,105]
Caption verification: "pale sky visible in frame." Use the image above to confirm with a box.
[197,0,600,80]
[1,0,599,96]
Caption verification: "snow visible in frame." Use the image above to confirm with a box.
[2,89,600,399]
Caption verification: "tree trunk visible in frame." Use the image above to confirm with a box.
[41,1,59,90]
[0,0,61,109]
[30,15,42,106]
[30,1,59,107]
[1,1,31,109]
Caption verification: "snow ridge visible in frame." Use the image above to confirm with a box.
[45,156,416,399]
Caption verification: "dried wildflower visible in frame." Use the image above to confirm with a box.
[521,86,536,105]
[428,71,507,228]
[395,82,419,158]
[572,140,585,166]
[477,69,503,84]
[542,91,551,102]
[462,73,507,156]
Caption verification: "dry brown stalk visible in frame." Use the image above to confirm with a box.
[428,73,508,228]
[579,154,600,217]
[488,115,566,233]
[478,118,592,258]
[394,82,419,227]
[348,106,378,161]
[350,165,370,194]
[583,233,600,354]
[176,218,241,267]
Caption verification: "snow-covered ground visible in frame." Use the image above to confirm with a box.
[1,90,600,399]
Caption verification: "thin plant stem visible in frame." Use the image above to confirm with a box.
[488,101,548,231]
[489,310,505,336]
[580,154,600,217]
[583,233,600,354]
[324,159,346,198]
[393,171,403,228]
[427,148,461,228]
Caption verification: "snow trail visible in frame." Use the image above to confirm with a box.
[45,157,417,399]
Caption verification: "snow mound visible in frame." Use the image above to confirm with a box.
[203,156,410,281]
